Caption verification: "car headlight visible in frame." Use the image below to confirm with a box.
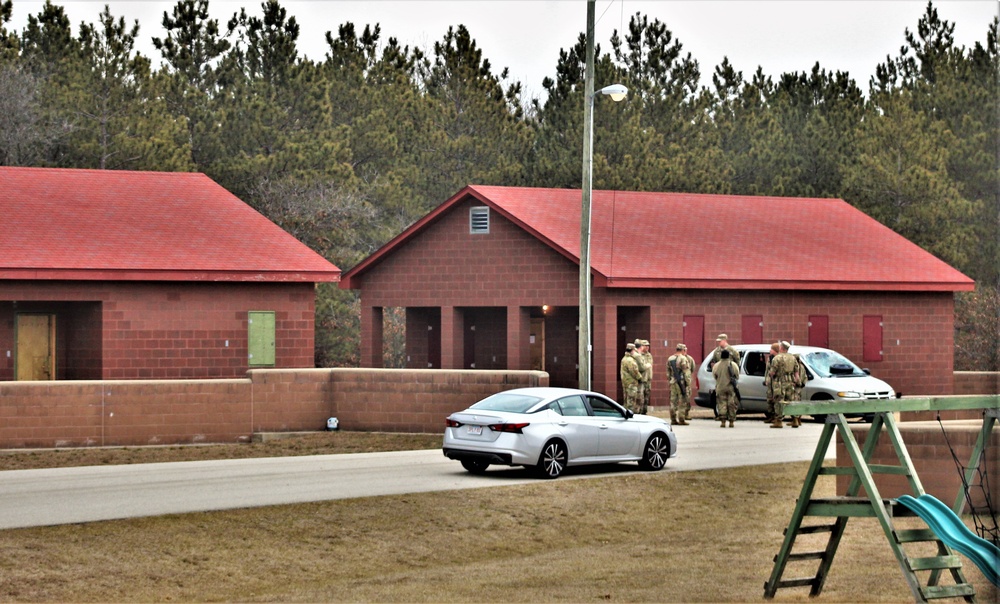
[837,391,862,399]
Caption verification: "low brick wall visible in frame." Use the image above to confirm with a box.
[836,416,999,512]
[0,369,548,448]
[0,379,251,448]
[328,369,548,433]
[954,372,1000,395]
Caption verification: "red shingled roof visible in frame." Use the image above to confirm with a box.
[0,167,340,282]
[342,185,972,292]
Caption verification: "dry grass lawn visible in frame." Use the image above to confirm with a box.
[0,432,996,602]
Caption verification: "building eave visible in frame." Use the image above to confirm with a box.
[597,277,974,292]
[0,269,340,283]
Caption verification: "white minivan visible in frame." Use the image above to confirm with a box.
[694,344,895,420]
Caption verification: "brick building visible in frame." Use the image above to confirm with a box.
[340,186,974,404]
[1,167,340,380]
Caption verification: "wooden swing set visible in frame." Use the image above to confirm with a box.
[764,395,999,602]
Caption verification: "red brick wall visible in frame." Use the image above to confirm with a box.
[249,369,336,432]
[836,419,1000,513]
[0,281,316,380]
[330,369,548,433]
[954,372,1000,395]
[358,200,581,310]
[0,369,548,448]
[609,289,956,407]
[0,379,252,447]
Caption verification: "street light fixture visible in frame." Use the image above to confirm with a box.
[578,3,628,392]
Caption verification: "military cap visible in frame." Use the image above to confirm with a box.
[717,333,728,341]
[641,339,650,346]
[680,344,688,350]
[675,343,685,351]
[634,338,643,346]
[626,343,635,351]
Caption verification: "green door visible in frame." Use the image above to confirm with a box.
[248,311,276,366]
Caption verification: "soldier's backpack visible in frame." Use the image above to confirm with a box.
[792,355,810,388]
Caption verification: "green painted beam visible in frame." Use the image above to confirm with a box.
[785,395,999,416]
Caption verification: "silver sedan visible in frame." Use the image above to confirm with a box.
[443,387,677,479]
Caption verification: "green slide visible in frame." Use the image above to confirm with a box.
[896,494,999,587]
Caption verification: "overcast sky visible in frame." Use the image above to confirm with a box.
[9,1,999,99]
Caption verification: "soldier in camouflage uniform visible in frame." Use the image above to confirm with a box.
[681,344,696,421]
[712,349,740,427]
[619,343,642,413]
[634,338,653,414]
[709,333,741,370]
[667,343,692,425]
[767,341,799,429]
[789,353,806,428]
[763,342,780,422]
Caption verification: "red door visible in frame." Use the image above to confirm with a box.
[863,315,883,362]
[742,315,763,344]
[682,315,705,365]
[808,315,829,348]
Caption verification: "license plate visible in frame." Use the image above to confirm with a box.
[467,425,483,435]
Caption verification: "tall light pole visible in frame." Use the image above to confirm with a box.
[578,0,627,391]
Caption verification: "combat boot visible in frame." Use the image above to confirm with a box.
[720,419,727,428]
[728,420,734,428]
[791,416,801,428]
[770,418,784,429]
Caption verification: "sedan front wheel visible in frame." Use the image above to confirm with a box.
[535,439,568,479]
[639,433,670,471]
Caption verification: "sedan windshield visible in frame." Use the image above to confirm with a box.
[802,350,866,378]
[469,392,544,413]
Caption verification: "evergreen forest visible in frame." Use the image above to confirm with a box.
[1,0,996,371]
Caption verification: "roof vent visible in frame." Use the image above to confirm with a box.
[470,206,490,234]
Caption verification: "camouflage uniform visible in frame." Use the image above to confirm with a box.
[634,339,652,414]
[667,346,692,425]
[763,344,780,421]
[620,346,642,413]
[710,345,741,369]
[789,354,807,427]
[768,349,797,428]
[712,353,740,426]
[682,349,696,420]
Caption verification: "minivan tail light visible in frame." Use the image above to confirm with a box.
[488,422,529,434]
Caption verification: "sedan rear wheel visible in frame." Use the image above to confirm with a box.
[639,433,670,471]
[461,459,489,474]
[535,439,567,479]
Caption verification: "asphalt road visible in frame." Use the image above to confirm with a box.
[0,416,835,530]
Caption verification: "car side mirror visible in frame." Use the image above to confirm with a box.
[862,368,871,375]
[625,409,634,419]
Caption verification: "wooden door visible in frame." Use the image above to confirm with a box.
[16,314,56,381]
[529,318,545,371]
